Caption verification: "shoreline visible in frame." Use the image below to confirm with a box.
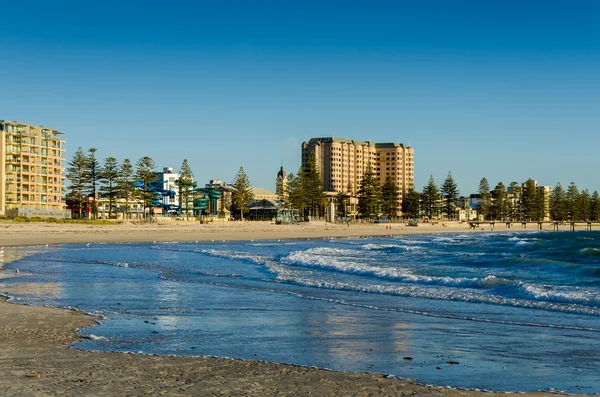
[0,297,566,397]
[0,221,588,396]
[0,219,562,248]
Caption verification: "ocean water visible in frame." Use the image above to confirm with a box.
[1,231,599,393]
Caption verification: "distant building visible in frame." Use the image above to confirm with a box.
[458,207,478,222]
[0,120,69,218]
[203,179,234,216]
[301,137,414,218]
[152,167,181,213]
[531,181,552,221]
[95,196,146,219]
[275,166,287,198]
[251,187,278,201]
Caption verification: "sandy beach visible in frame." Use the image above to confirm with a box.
[0,220,579,396]
[0,219,561,248]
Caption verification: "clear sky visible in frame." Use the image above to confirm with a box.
[2,0,599,194]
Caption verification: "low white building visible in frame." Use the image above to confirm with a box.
[458,207,478,222]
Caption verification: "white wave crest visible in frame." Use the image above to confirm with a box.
[282,248,494,288]
[274,272,600,315]
[518,283,600,307]
[361,243,406,251]
[201,249,273,266]
[86,334,109,341]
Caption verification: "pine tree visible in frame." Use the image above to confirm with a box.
[231,167,254,221]
[401,187,420,219]
[87,148,100,218]
[478,177,491,220]
[590,191,600,221]
[119,159,135,219]
[99,157,120,219]
[441,171,459,221]
[176,159,195,219]
[286,172,304,220]
[66,147,89,218]
[535,186,548,221]
[550,183,568,222]
[491,182,509,221]
[300,152,324,220]
[357,165,381,220]
[135,156,157,219]
[508,181,522,221]
[566,182,580,222]
[578,190,591,221]
[380,175,399,219]
[521,179,538,221]
[422,175,440,220]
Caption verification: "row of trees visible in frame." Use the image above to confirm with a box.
[401,172,600,223]
[66,146,258,221]
[355,166,401,220]
[66,146,600,223]
[66,147,195,219]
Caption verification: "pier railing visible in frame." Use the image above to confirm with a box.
[468,221,599,231]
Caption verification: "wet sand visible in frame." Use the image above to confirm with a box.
[0,297,565,397]
[0,221,575,396]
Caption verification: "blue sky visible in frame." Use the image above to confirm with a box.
[2,0,599,194]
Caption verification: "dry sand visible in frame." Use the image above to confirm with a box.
[0,221,576,396]
[0,219,560,248]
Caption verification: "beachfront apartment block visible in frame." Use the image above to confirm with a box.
[302,137,414,217]
[0,120,68,218]
[531,182,553,221]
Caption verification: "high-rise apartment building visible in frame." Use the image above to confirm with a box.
[301,137,414,216]
[1,120,67,218]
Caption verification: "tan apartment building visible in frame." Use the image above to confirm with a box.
[301,137,414,217]
[536,183,553,221]
[1,120,68,218]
